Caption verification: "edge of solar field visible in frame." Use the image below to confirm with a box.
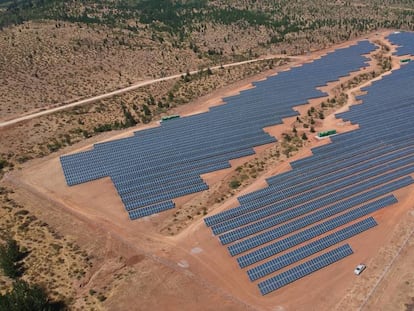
[204,33,414,295]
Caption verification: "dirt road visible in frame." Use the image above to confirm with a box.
[0,54,303,128]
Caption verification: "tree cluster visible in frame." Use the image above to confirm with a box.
[0,239,65,310]
[0,239,24,278]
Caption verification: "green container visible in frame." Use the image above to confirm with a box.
[161,115,180,122]
[318,129,336,137]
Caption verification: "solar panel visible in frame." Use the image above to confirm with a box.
[60,40,378,219]
[258,244,353,295]
[207,162,413,230]
[212,153,412,236]
[220,191,397,246]
[248,217,376,281]
[236,194,399,267]
[205,40,414,296]
[388,32,414,56]
[128,201,175,220]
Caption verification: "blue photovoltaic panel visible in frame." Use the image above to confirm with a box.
[128,201,175,220]
[247,217,377,281]
[219,190,398,246]
[388,32,414,56]
[208,160,413,231]
[263,138,413,192]
[60,40,377,219]
[258,244,353,295]
[205,36,414,295]
[212,153,412,236]
[235,194,398,267]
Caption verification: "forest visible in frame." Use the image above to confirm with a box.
[1,0,413,37]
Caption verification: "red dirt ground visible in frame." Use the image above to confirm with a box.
[4,29,414,311]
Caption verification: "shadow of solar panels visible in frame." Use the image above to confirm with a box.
[60,40,377,219]
[258,244,354,295]
[388,32,414,56]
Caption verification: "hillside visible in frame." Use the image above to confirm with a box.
[0,0,413,167]
[0,1,414,310]
[1,0,414,121]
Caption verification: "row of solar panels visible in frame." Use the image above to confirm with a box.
[205,46,414,294]
[291,127,414,169]
[241,140,413,203]
[128,201,175,220]
[60,40,377,219]
[249,217,377,282]
[220,181,406,246]
[236,195,400,268]
[388,32,414,56]
[204,143,414,227]
[213,160,412,238]
[62,134,274,185]
[258,244,354,295]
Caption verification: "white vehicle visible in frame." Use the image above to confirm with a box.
[354,264,366,275]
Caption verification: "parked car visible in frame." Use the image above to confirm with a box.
[354,264,366,275]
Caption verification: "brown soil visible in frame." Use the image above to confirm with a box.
[2,29,414,311]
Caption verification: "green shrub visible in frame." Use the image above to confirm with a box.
[0,158,8,170]
[97,294,107,302]
[0,242,21,278]
[229,180,241,189]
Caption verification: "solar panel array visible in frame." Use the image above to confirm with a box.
[388,32,414,56]
[248,217,377,282]
[236,196,398,268]
[258,244,354,295]
[205,33,414,295]
[60,41,375,219]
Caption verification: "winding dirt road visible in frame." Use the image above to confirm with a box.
[0,54,303,128]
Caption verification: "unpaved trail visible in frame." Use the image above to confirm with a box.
[0,54,303,128]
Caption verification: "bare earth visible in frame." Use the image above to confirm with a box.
[3,29,414,310]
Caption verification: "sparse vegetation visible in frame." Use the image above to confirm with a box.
[0,158,8,170]
[301,132,308,140]
[0,57,282,167]
[0,0,411,308]
[0,188,96,309]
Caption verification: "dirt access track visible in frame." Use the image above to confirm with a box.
[4,29,414,310]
